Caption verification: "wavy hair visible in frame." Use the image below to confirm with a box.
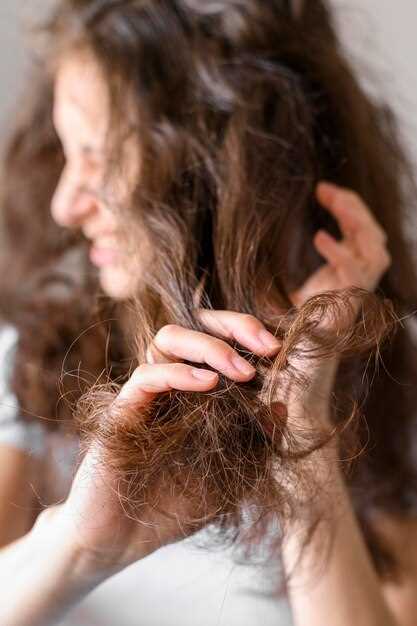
[0,0,416,576]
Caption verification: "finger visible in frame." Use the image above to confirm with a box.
[116,362,219,406]
[146,341,174,365]
[146,312,280,365]
[314,230,359,270]
[316,183,391,280]
[352,238,392,282]
[150,324,257,382]
[316,182,387,245]
[196,310,281,355]
[314,230,390,294]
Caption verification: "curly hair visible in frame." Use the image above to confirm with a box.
[0,0,416,577]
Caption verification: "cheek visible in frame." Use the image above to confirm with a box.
[96,205,121,231]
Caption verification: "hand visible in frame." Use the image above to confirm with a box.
[280,183,392,427]
[52,311,281,581]
[291,182,391,326]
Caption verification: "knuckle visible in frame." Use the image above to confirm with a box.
[134,362,150,377]
[166,362,187,378]
[172,362,187,373]
[155,324,179,345]
[199,310,232,338]
[211,334,233,355]
[206,335,236,362]
[240,313,262,332]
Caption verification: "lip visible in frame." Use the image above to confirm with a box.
[89,245,120,267]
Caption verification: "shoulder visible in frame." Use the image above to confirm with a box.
[0,323,18,365]
[0,321,49,457]
[0,322,19,418]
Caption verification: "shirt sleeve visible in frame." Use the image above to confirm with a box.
[0,323,48,458]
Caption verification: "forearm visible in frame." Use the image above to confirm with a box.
[281,353,398,626]
[0,506,109,626]
[0,447,42,547]
[283,443,398,626]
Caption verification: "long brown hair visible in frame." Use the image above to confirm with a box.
[0,0,416,576]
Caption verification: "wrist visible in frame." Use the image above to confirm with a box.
[286,354,341,429]
[32,505,113,590]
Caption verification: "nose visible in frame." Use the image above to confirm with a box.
[51,165,98,228]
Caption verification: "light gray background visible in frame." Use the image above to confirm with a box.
[1,3,416,626]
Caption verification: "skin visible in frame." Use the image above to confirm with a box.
[1,48,410,626]
[52,51,142,300]
[52,51,391,305]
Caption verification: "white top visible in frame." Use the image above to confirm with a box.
[0,323,293,626]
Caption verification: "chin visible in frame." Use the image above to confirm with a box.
[99,265,136,300]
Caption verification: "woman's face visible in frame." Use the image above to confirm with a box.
[51,51,142,300]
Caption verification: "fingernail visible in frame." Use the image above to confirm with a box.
[258,329,280,350]
[192,368,218,381]
[231,355,256,377]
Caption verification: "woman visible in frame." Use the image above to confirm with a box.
[0,1,416,624]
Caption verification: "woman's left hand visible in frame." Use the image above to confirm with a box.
[281,185,398,626]
[290,182,391,309]
[283,183,392,424]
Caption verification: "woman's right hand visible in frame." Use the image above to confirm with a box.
[43,311,281,582]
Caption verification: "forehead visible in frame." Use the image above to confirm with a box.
[53,51,110,133]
